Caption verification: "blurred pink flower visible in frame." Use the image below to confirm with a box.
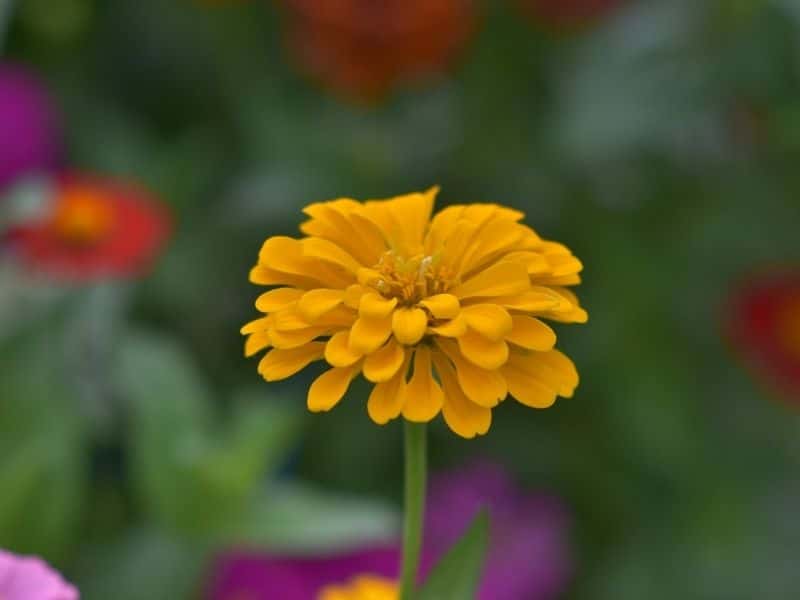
[0,63,62,192]
[207,461,572,600]
[0,550,79,600]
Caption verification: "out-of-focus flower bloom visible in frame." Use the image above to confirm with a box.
[727,268,800,404]
[0,64,61,192]
[5,172,170,281]
[281,0,476,100]
[207,462,572,600]
[0,549,79,600]
[242,188,586,438]
[208,547,398,600]
[317,575,397,600]
[515,0,623,30]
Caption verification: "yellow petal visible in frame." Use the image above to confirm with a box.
[241,316,271,335]
[505,316,556,351]
[255,288,304,313]
[344,284,370,309]
[307,365,359,412]
[359,292,398,319]
[462,304,512,340]
[302,237,363,274]
[402,346,443,422]
[428,313,467,338]
[501,360,558,409]
[436,340,506,407]
[258,236,351,288]
[272,308,312,332]
[450,261,530,299]
[348,314,393,354]
[457,329,509,369]
[324,331,363,367]
[257,342,325,381]
[392,307,428,346]
[432,352,491,438]
[244,331,271,358]
[367,366,408,425]
[459,220,526,277]
[363,339,406,382]
[534,350,579,396]
[297,289,344,322]
[268,325,328,349]
[495,288,563,312]
[249,264,319,289]
[419,294,460,319]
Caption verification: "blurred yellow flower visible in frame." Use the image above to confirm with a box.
[317,574,397,600]
[242,188,587,438]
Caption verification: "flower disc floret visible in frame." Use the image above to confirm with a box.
[242,187,587,438]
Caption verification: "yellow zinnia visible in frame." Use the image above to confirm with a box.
[242,187,587,438]
[317,575,397,600]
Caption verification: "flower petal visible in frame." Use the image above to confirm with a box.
[450,261,530,299]
[392,307,428,346]
[367,365,408,425]
[505,316,556,350]
[307,365,359,412]
[244,331,271,358]
[429,313,467,337]
[269,325,328,349]
[363,338,406,382]
[325,331,363,367]
[359,292,398,319]
[432,352,491,438]
[255,287,304,313]
[436,340,506,407]
[501,359,558,409]
[462,304,512,340]
[457,329,509,370]
[297,289,344,322]
[302,237,363,274]
[258,342,325,381]
[402,346,443,422]
[419,294,460,319]
[349,314,393,354]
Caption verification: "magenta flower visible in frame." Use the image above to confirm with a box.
[0,63,61,191]
[0,550,79,600]
[207,462,572,600]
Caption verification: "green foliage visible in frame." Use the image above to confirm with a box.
[0,330,87,564]
[418,511,490,600]
[116,330,302,536]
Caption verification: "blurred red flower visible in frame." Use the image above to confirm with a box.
[727,268,800,405]
[515,0,623,30]
[6,173,171,281]
[281,0,476,100]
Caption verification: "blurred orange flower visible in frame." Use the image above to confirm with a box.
[281,0,476,100]
[317,574,397,600]
[727,268,800,406]
[6,173,171,281]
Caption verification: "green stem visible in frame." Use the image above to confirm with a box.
[399,421,427,600]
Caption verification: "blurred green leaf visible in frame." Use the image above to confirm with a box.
[0,331,87,563]
[117,331,302,536]
[229,482,399,553]
[418,510,489,600]
[74,529,206,600]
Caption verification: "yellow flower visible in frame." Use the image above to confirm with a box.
[242,187,587,438]
[317,575,397,600]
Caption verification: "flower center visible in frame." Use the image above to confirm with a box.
[367,250,453,305]
[776,294,800,361]
[50,187,114,245]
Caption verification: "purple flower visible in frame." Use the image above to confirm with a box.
[0,549,79,600]
[207,462,572,600]
[0,63,61,191]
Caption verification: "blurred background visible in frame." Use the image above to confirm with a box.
[2,0,800,598]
